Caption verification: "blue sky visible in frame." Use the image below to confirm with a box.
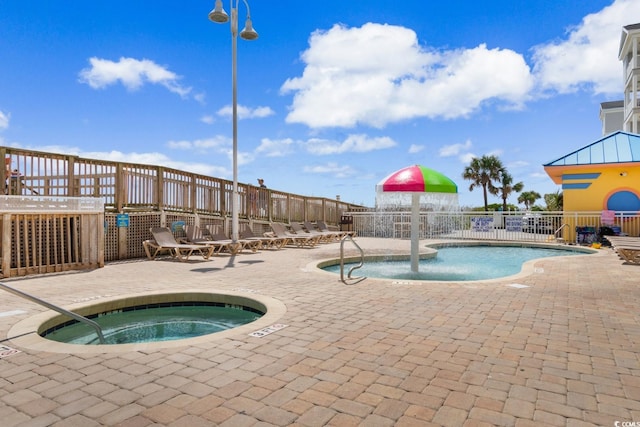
[1,0,638,208]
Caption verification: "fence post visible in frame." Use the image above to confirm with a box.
[157,166,164,211]
[1,213,11,277]
[115,163,124,212]
[68,155,77,196]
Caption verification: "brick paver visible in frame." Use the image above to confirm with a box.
[0,237,638,426]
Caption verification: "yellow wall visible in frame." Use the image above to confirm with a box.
[562,164,640,211]
[549,163,640,239]
[561,164,640,212]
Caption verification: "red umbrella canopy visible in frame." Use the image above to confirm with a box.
[377,165,457,193]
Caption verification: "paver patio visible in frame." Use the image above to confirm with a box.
[0,237,639,426]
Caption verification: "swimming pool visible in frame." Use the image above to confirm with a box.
[9,290,287,353]
[322,243,594,281]
[42,303,263,345]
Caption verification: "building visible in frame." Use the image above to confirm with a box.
[599,100,624,135]
[543,130,640,239]
[599,23,640,134]
[620,23,640,133]
[543,131,640,212]
[547,22,640,214]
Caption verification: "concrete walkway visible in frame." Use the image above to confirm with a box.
[0,238,639,426]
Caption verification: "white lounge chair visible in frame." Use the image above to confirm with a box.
[604,236,640,264]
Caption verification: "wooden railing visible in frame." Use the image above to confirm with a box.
[1,146,360,222]
[1,146,362,272]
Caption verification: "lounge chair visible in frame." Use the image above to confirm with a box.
[143,227,214,261]
[183,224,236,255]
[240,227,288,250]
[289,222,330,244]
[303,221,341,242]
[204,225,262,254]
[317,220,355,239]
[604,236,640,264]
[270,222,318,248]
[614,246,640,264]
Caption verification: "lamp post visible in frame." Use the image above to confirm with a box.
[208,0,258,243]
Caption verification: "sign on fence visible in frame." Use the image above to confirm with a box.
[505,216,523,232]
[471,217,494,232]
[116,213,129,227]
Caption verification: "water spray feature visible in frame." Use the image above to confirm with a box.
[375,165,459,272]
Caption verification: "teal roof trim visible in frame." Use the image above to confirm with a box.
[562,183,591,190]
[544,131,640,166]
[562,173,601,180]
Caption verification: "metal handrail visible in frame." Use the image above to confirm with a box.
[0,282,105,344]
[553,223,570,242]
[339,235,366,284]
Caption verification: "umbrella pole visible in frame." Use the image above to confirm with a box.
[411,193,420,272]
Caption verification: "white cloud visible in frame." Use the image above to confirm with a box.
[226,149,255,166]
[305,134,396,155]
[439,139,472,157]
[193,92,206,104]
[303,162,357,178]
[78,57,192,98]
[459,152,477,164]
[0,110,9,130]
[507,160,529,169]
[281,23,533,128]
[72,149,229,176]
[281,2,638,130]
[408,144,424,154]
[532,0,640,95]
[216,104,275,120]
[166,136,229,151]
[200,115,215,125]
[255,138,296,157]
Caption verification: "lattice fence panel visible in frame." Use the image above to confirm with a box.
[127,213,161,259]
[104,215,119,261]
[164,213,196,241]
[199,216,226,235]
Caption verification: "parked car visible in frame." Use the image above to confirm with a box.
[522,214,554,234]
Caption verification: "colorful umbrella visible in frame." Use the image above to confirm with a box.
[376,165,458,272]
[377,165,458,194]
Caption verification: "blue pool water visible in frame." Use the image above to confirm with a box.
[42,304,263,345]
[325,245,587,281]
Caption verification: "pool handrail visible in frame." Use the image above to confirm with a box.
[339,235,366,285]
[0,282,106,344]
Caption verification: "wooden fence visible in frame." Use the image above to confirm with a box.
[1,146,361,276]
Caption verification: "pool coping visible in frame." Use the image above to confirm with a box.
[8,289,287,354]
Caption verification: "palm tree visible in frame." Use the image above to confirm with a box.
[462,155,504,211]
[518,191,541,210]
[498,171,524,212]
[544,190,563,211]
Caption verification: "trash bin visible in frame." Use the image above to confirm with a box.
[340,215,353,232]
